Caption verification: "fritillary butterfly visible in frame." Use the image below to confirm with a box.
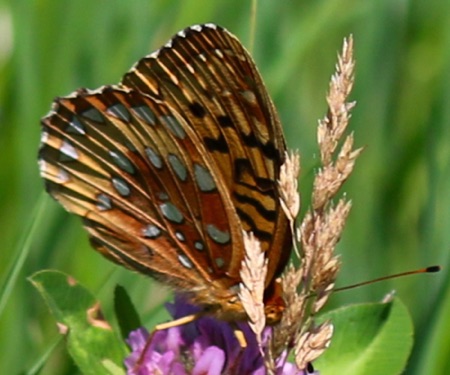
[39,24,291,325]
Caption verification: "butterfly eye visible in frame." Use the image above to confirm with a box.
[228,296,240,305]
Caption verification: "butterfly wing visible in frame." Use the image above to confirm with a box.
[39,24,291,308]
[39,86,246,300]
[121,24,291,285]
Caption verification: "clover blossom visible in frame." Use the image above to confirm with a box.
[125,296,318,375]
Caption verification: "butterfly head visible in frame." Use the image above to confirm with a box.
[263,278,285,325]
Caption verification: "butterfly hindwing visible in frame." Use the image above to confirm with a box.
[39,86,248,296]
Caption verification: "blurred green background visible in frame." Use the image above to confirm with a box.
[0,0,449,374]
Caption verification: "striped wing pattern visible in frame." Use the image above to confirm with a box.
[39,24,291,317]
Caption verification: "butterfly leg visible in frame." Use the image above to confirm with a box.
[233,328,247,348]
[154,312,203,331]
[133,311,205,371]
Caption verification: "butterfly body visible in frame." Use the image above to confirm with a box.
[39,24,291,324]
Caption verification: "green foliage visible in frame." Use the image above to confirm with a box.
[30,271,127,375]
[317,299,413,375]
[31,271,414,375]
[1,0,448,374]
[114,285,142,341]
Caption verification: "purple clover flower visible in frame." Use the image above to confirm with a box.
[125,296,318,375]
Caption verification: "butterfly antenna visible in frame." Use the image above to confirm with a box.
[334,265,441,293]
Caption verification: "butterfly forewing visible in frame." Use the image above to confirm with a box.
[39,23,291,317]
[122,24,291,285]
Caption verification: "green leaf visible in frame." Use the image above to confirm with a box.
[29,270,128,375]
[114,285,141,340]
[315,298,413,375]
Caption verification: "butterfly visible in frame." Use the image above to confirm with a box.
[38,23,292,326]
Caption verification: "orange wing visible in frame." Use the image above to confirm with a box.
[39,24,291,305]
